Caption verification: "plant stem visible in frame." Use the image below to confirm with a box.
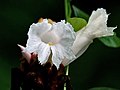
[64,0,72,21]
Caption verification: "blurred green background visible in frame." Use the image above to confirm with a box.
[0,0,120,90]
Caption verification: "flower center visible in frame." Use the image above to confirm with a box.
[40,30,60,45]
[48,42,54,46]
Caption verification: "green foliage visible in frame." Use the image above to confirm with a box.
[99,33,120,48]
[89,87,119,90]
[72,5,89,21]
[68,17,87,32]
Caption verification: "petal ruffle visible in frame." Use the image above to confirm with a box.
[38,43,51,64]
[52,20,76,47]
[51,44,76,68]
[88,8,108,24]
[25,35,41,53]
[82,8,116,38]
[28,19,52,37]
[26,19,52,53]
[51,45,64,69]
[49,21,76,67]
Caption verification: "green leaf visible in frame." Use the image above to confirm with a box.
[99,33,120,48]
[72,5,89,20]
[64,0,72,20]
[68,17,87,32]
[89,87,119,90]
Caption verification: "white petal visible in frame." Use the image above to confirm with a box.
[72,32,92,55]
[25,35,41,53]
[49,21,76,67]
[51,45,64,69]
[62,31,92,66]
[37,43,51,64]
[28,20,52,37]
[83,8,116,38]
[41,29,60,44]
[52,21,76,48]
[51,44,76,68]
[66,43,90,66]
[54,21,75,41]
[106,27,117,36]
[25,19,52,53]
[88,8,108,24]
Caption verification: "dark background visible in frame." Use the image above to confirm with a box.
[0,0,120,90]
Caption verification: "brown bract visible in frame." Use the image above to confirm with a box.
[11,54,73,90]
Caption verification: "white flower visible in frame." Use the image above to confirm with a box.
[19,8,116,68]
[24,19,76,69]
[62,8,117,66]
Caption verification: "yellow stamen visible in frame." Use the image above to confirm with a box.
[48,42,54,46]
[38,18,43,22]
[48,19,55,24]
[38,18,55,24]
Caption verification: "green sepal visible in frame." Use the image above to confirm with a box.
[67,17,87,32]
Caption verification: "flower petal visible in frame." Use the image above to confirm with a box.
[28,19,52,37]
[88,8,108,24]
[51,44,76,68]
[64,44,90,66]
[25,19,52,53]
[25,35,41,53]
[49,20,76,67]
[51,20,76,54]
[52,20,76,47]
[37,43,51,64]
[51,45,64,69]
[83,8,116,38]
[41,29,60,44]
[62,32,92,66]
